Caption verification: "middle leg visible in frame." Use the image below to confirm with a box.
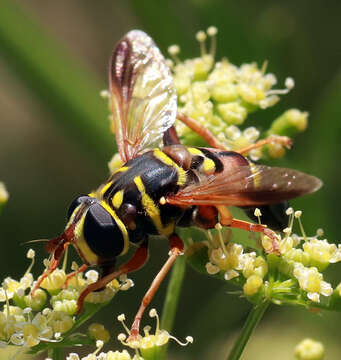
[76,241,149,314]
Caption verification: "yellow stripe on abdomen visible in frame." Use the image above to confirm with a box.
[188,147,216,175]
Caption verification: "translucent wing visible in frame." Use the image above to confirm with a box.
[166,162,322,207]
[110,30,177,162]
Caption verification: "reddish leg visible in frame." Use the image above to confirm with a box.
[216,205,280,254]
[177,113,228,150]
[31,241,69,295]
[177,112,292,155]
[236,135,292,155]
[63,264,88,289]
[129,234,184,340]
[192,205,218,230]
[76,243,149,314]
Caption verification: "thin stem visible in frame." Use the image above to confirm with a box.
[227,301,270,360]
[159,255,186,360]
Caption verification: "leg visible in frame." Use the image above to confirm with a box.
[129,233,184,340]
[177,112,228,150]
[177,112,292,155]
[63,264,88,289]
[192,205,218,230]
[216,205,280,254]
[236,135,292,155]
[31,240,69,295]
[76,242,149,314]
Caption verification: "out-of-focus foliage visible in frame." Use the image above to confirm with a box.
[0,0,340,359]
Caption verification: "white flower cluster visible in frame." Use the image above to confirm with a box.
[118,309,193,351]
[66,349,142,360]
[166,27,303,159]
[0,250,133,348]
[65,308,193,360]
[202,208,341,303]
[205,225,268,296]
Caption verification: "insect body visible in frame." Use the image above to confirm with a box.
[33,30,322,340]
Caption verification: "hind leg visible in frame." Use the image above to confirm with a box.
[216,205,280,254]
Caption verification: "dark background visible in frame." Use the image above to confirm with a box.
[0,0,340,358]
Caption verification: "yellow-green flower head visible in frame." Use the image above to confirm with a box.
[8,311,53,347]
[117,309,193,353]
[295,338,325,360]
[169,27,295,151]
[50,288,79,315]
[40,267,66,294]
[66,350,143,360]
[293,263,333,302]
[268,109,308,138]
[84,286,116,305]
[0,307,24,341]
[88,323,110,343]
[243,274,264,296]
[49,311,74,333]
[206,242,243,279]
[23,288,47,311]
[0,182,9,205]
[0,273,34,302]
[303,239,341,271]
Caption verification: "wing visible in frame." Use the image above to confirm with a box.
[110,30,177,163]
[166,162,322,207]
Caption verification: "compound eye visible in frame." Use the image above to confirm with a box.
[67,195,91,220]
[83,203,124,258]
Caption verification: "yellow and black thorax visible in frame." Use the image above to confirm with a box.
[67,145,240,266]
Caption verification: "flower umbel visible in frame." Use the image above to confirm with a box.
[117,309,193,358]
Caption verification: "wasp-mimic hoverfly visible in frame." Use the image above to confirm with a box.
[32,30,322,339]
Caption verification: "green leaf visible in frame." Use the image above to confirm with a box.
[0,0,114,162]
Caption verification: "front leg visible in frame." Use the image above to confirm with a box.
[76,241,149,314]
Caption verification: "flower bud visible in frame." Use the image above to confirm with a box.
[217,102,247,125]
[0,182,9,207]
[268,109,308,137]
[295,338,325,360]
[243,275,263,296]
[40,269,66,295]
[88,323,110,343]
[24,289,47,311]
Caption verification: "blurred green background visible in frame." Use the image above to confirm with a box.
[0,0,340,358]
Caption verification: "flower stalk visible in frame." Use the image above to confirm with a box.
[227,301,270,360]
[159,255,187,360]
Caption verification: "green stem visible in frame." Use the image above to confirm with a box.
[227,301,269,360]
[159,255,186,360]
[48,347,63,360]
